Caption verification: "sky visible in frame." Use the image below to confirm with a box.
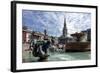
[22,10,91,37]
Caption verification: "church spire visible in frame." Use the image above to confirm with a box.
[63,16,67,38]
[64,16,66,28]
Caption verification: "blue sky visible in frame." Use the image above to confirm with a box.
[22,10,91,37]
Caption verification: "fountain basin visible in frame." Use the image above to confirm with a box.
[65,42,90,52]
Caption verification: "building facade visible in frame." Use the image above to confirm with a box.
[22,29,50,43]
[81,29,91,42]
[23,30,31,43]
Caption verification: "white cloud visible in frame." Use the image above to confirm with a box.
[23,10,91,37]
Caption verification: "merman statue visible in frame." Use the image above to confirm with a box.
[32,39,51,61]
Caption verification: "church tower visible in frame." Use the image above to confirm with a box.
[58,16,68,44]
[62,17,67,38]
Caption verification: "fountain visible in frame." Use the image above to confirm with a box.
[71,32,84,42]
[65,32,90,52]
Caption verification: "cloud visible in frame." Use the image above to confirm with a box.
[22,10,91,37]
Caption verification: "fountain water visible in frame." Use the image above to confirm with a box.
[48,45,65,54]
